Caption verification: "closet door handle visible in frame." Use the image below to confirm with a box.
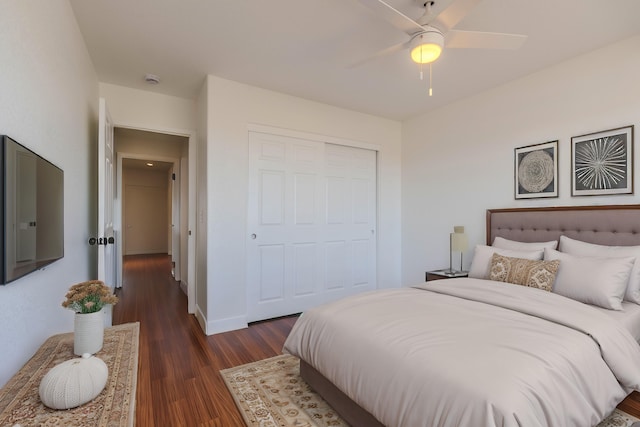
[250,234,257,239]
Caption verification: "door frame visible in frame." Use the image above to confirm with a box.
[97,98,116,290]
[111,124,197,315]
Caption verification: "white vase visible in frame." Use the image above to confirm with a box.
[74,309,104,355]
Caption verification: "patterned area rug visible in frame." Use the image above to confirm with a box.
[0,322,139,427]
[221,354,640,427]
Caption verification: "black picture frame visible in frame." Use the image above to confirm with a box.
[515,140,558,199]
[571,125,634,196]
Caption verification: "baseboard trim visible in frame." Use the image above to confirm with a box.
[194,306,207,334]
[194,306,248,335]
[206,315,248,335]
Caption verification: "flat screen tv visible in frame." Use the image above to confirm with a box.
[1,135,64,284]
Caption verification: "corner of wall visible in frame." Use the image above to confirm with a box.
[206,316,248,336]
[195,304,207,333]
[194,303,247,336]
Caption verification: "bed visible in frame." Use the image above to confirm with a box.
[283,205,640,427]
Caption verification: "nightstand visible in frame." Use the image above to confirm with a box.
[425,269,469,281]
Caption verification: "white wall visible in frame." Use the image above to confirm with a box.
[0,0,98,386]
[195,80,209,327]
[99,83,196,133]
[203,75,402,334]
[115,128,187,158]
[402,35,640,285]
[122,168,169,255]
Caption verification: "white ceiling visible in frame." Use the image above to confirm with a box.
[69,0,640,121]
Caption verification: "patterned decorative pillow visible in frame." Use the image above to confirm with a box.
[489,253,560,292]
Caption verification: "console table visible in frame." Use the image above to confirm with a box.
[0,322,139,427]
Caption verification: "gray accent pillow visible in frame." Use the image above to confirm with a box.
[544,248,634,310]
[559,235,640,304]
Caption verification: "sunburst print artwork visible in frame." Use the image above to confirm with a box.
[575,137,626,189]
[572,126,634,196]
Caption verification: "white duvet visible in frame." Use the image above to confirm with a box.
[283,278,640,427]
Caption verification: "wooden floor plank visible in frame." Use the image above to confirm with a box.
[112,254,295,426]
[113,253,640,426]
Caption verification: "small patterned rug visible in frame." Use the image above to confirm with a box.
[221,354,640,427]
[0,322,139,427]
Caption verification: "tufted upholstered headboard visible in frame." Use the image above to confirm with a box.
[486,205,640,247]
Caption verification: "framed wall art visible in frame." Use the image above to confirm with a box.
[571,125,634,196]
[514,140,558,199]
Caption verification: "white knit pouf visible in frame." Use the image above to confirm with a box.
[39,353,108,409]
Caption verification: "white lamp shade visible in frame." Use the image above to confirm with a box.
[451,226,468,252]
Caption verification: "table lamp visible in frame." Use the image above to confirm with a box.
[448,226,468,273]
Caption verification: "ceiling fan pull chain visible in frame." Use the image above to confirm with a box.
[429,63,433,97]
[420,61,424,81]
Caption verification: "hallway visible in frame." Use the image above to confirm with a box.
[113,254,297,426]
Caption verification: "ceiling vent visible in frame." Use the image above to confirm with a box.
[144,74,160,85]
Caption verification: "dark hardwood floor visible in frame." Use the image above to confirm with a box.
[113,254,640,426]
[112,254,297,426]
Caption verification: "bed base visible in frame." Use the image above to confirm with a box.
[300,360,385,427]
[300,204,640,427]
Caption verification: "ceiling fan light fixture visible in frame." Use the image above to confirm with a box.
[409,29,444,64]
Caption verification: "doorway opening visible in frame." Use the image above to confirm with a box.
[114,128,190,298]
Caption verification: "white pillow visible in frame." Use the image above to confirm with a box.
[559,235,640,304]
[493,236,558,251]
[544,248,634,310]
[468,245,544,279]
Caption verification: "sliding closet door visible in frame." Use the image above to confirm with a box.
[247,132,377,322]
[323,143,377,301]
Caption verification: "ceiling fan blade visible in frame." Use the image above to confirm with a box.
[429,0,482,32]
[355,0,425,36]
[347,40,411,68]
[445,30,527,49]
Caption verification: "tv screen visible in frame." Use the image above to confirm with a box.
[1,135,64,284]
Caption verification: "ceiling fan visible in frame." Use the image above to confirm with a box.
[353,0,527,67]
